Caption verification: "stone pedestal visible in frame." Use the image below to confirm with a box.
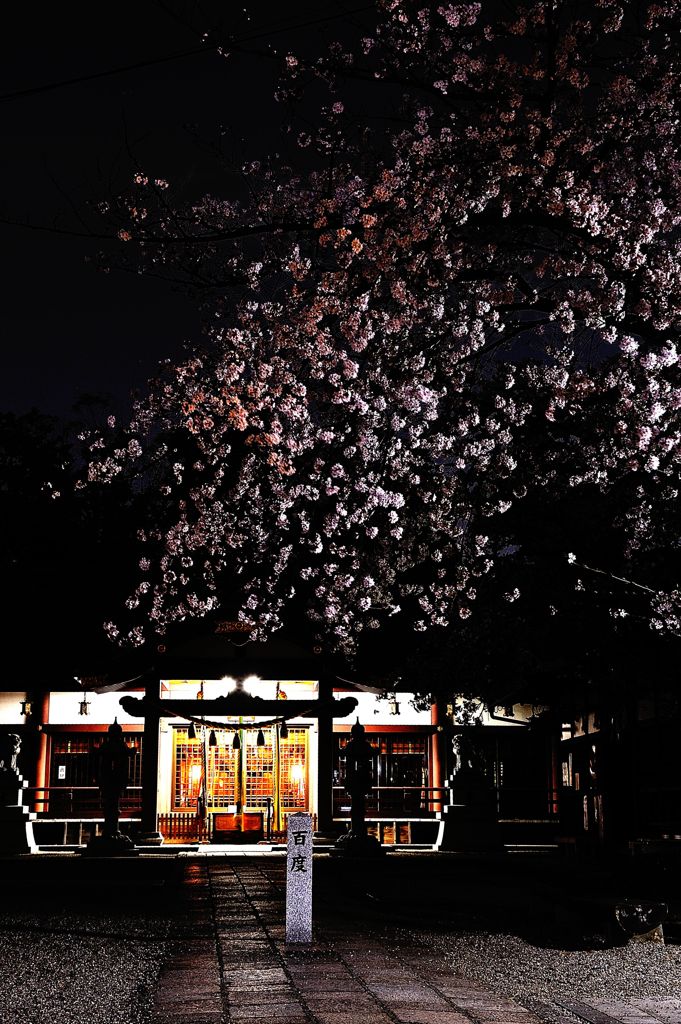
[335,830,384,858]
[0,776,38,855]
[615,900,667,944]
[437,772,501,852]
[83,832,139,857]
[133,831,164,847]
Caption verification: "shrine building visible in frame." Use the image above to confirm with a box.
[1,628,448,848]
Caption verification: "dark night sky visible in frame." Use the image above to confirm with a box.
[1,1,367,417]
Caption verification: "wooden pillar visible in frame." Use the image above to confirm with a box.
[549,729,560,817]
[316,674,335,834]
[138,678,163,845]
[34,692,50,814]
[430,698,446,812]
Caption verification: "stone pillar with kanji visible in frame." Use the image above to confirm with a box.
[286,811,313,942]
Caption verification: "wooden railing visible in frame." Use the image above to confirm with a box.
[27,786,143,817]
[158,812,210,844]
[157,806,318,844]
[332,785,561,821]
[332,785,449,818]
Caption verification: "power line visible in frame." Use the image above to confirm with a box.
[0,46,212,104]
[0,4,374,105]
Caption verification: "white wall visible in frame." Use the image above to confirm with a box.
[339,691,432,726]
[158,720,173,814]
[48,691,142,726]
[0,692,29,726]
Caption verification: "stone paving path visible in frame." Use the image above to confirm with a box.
[150,859,681,1024]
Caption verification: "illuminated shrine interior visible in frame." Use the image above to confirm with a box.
[168,678,317,829]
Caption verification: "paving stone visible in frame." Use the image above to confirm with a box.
[230,1004,305,1019]
[592,1004,668,1024]
[392,1013,473,1024]
[149,858,678,1024]
[217,934,265,943]
[474,1010,541,1018]
[632,1001,681,1024]
[155,993,222,1009]
[303,995,380,1012]
[293,979,366,992]
[308,1015,394,1024]
[177,942,216,955]
[228,977,293,987]
[157,985,222,1000]
[559,1002,624,1024]
[236,1019,306,1024]
[288,973,354,984]
[152,1006,225,1023]
[280,948,336,959]
[427,981,481,992]
[358,970,411,978]
[219,936,272,946]
[153,1016,225,1024]
[229,989,299,1005]
[227,985,296,997]
[223,949,284,963]
[473,1017,542,1024]
[366,984,445,1001]
[285,959,348,969]
[453,998,519,1007]
[223,968,290,983]
[162,967,220,980]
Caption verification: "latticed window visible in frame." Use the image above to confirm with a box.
[279,728,308,811]
[173,728,239,810]
[173,730,202,810]
[243,729,275,807]
[334,733,429,787]
[47,732,143,816]
[172,725,309,813]
[391,738,427,755]
[50,733,143,787]
[209,741,238,807]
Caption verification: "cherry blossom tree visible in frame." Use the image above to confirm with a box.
[86,1,681,663]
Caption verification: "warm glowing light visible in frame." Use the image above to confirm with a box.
[290,762,305,797]
[190,764,202,783]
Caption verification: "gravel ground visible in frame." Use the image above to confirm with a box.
[407,927,681,1002]
[0,909,169,1024]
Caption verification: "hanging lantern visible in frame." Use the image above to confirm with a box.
[232,731,241,750]
[389,694,400,716]
[209,729,218,747]
[78,696,90,716]
[256,728,265,746]
[187,721,197,741]
[19,699,32,717]
[279,720,288,739]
